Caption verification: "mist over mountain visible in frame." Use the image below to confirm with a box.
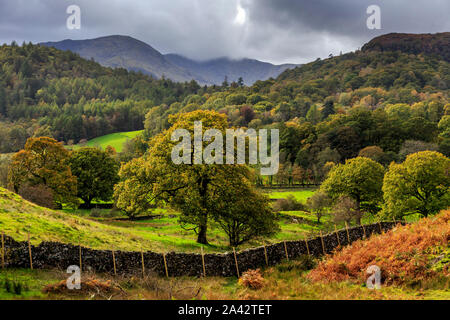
[41,35,299,85]
[164,54,297,85]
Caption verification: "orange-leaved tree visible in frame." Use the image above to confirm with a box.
[8,137,78,208]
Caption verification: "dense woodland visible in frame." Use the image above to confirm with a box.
[0,42,208,151]
[0,38,449,182]
[0,33,449,245]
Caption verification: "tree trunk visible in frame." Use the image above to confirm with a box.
[197,223,208,244]
[196,175,210,245]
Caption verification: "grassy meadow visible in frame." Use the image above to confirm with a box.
[71,130,144,152]
[1,185,400,254]
[1,186,332,253]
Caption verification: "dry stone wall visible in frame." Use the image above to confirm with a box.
[1,222,399,277]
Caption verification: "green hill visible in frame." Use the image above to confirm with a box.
[73,130,143,152]
[0,187,159,252]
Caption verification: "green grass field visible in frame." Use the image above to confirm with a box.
[265,189,317,202]
[73,130,144,152]
[1,186,407,254]
[1,187,446,301]
[0,186,329,253]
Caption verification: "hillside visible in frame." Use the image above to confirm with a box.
[41,35,298,85]
[0,187,159,251]
[73,130,144,152]
[275,46,449,95]
[362,32,450,62]
[0,42,204,151]
[309,210,450,285]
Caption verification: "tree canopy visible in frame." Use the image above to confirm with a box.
[68,147,120,208]
[383,151,450,219]
[321,157,385,222]
[114,110,276,244]
[8,137,78,208]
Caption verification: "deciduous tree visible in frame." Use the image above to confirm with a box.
[68,147,119,208]
[383,151,450,219]
[8,137,78,208]
[321,157,385,223]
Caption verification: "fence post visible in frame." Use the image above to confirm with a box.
[283,241,289,261]
[392,216,397,225]
[362,223,367,239]
[263,244,268,266]
[27,232,33,270]
[319,231,326,255]
[233,248,240,278]
[78,238,82,271]
[162,252,169,278]
[304,238,310,256]
[334,225,341,247]
[112,249,117,276]
[141,248,145,277]
[378,221,383,234]
[201,246,206,277]
[345,222,350,244]
[1,231,4,269]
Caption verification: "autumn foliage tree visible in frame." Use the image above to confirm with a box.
[115,110,276,245]
[8,137,78,208]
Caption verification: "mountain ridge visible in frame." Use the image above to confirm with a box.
[40,35,299,85]
[361,32,450,62]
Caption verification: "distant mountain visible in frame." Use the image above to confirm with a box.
[41,35,298,85]
[165,54,298,85]
[40,35,194,82]
[362,32,450,62]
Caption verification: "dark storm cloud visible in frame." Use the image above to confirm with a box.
[0,0,448,64]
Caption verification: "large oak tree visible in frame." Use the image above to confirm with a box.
[114,110,276,245]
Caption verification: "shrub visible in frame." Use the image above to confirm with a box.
[273,195,305,212]
[90,208,103,217]
[276,255,316,273]
[18,184,55,209]
[331,196,363,225]
[239,269,265,290]
[4,279,12,293]
[13,282,22,295]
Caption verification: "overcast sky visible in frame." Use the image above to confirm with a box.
[0,0,449,64]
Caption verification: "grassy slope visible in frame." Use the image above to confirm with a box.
[1,197,447,300]
[265,189,316,202]
[73,130,143,152]
[0,187,189,252]
[0,187,325,253]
